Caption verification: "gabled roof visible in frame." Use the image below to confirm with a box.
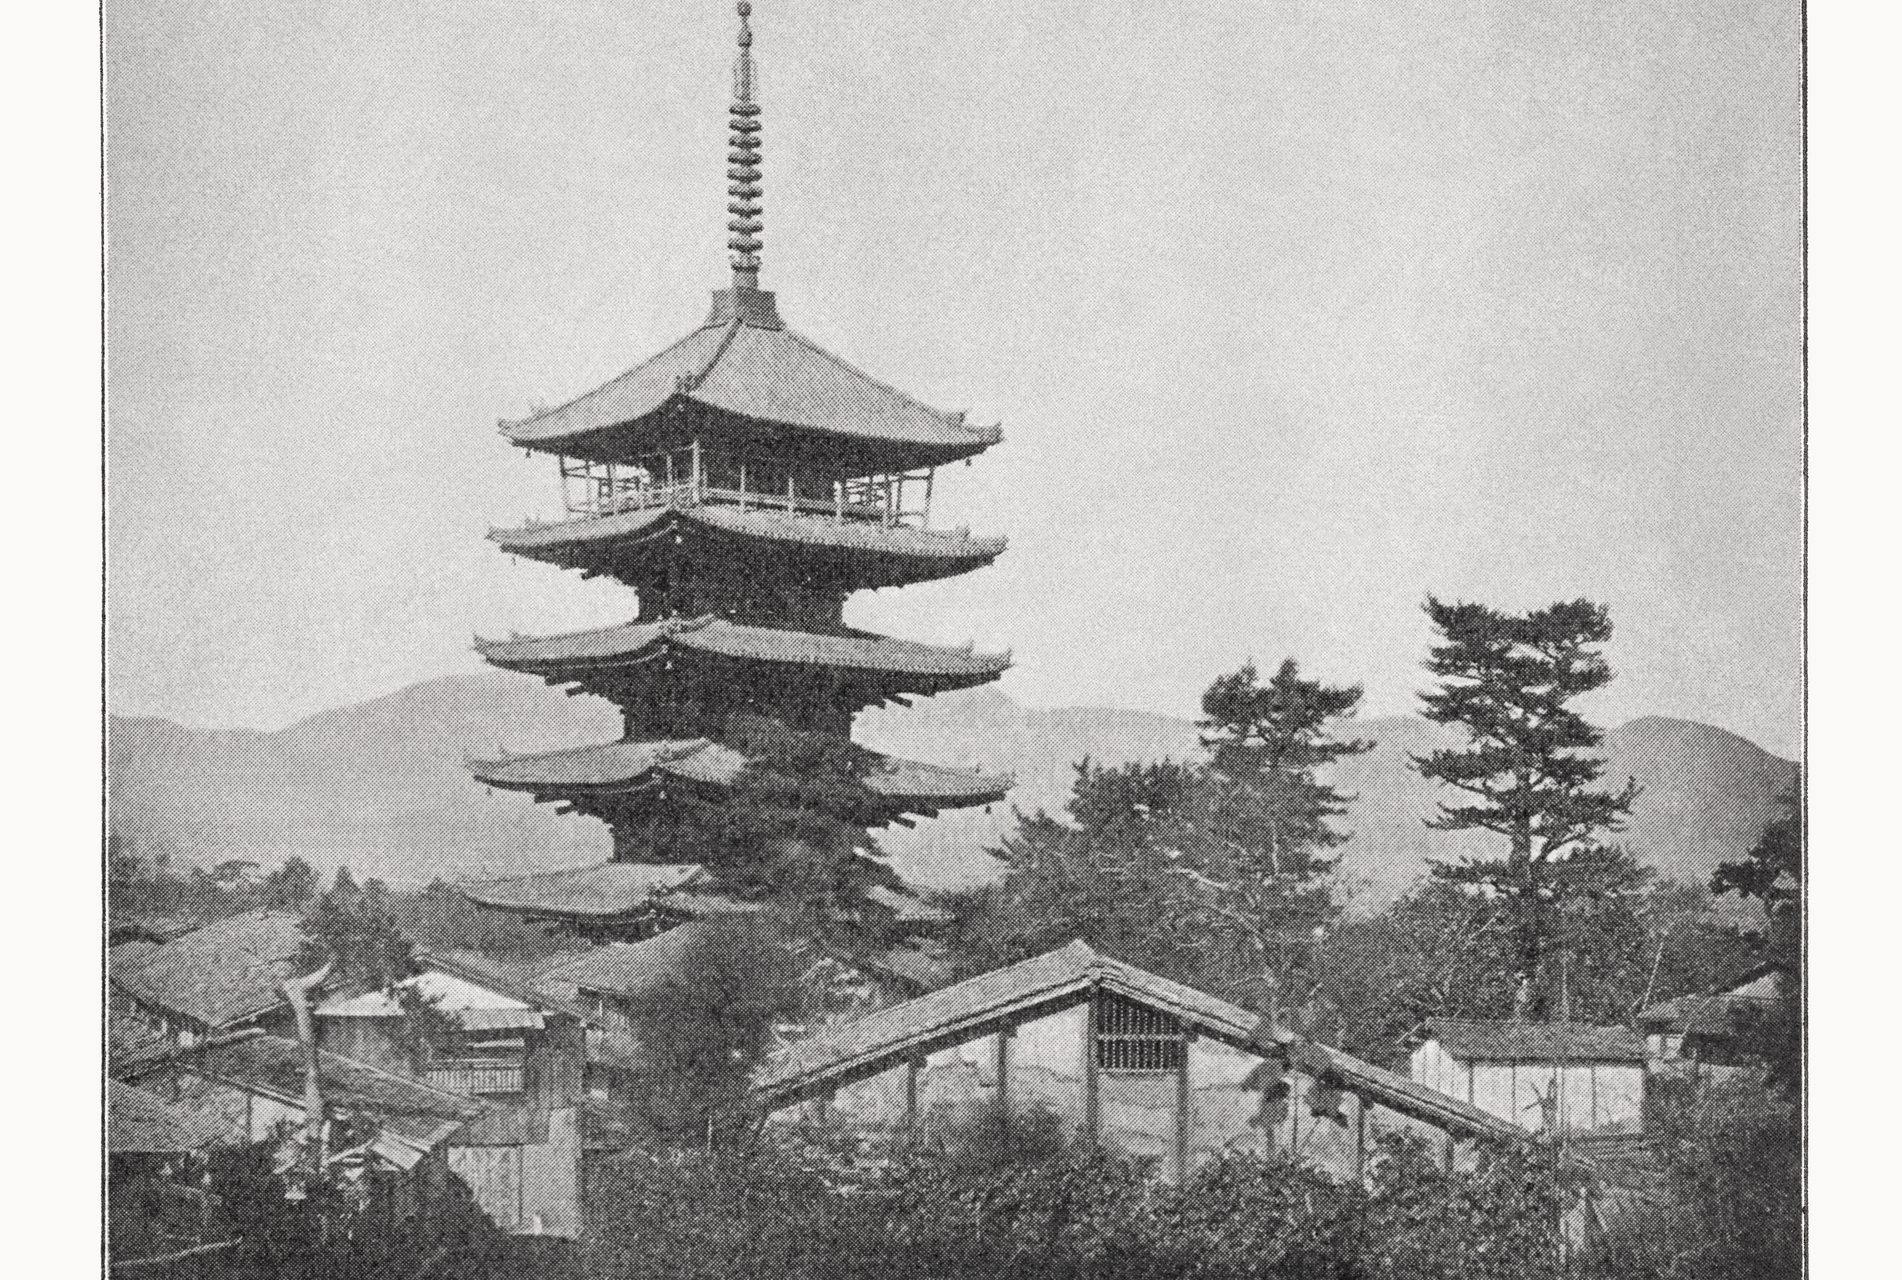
[183,1033,483,1160]
[500,288,1002,467]
[468,737,1010,809]
[316,969,545,1033]
[1261,1028,1532,1145]
[109,1080,230,1154]
[1424,1020,1647,1064]
[476,615,1009,683]
[491,501,1005,577]
[458,863,706,921]
[110,910,308,1030]
[761,941,1257,1099]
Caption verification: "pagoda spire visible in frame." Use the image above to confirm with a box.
[727,2,764,289]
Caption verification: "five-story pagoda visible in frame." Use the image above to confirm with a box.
[463,4,1010,938]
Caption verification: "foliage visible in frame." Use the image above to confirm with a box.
[1182,659,1371,1006]
[1411,596,1646,1018]
[1583,1071,1800,1280]
[942,761,1242,993]
[1709,773,1802,1094]
[192,1139,581,1280]
[581,1105,1572,1280]
[298,870,419,990]
[1320,877,1754,1065]
[652,714,909,949]
[613,915,807,1145]
[109,831,313,933]
[947,659,1372,1020]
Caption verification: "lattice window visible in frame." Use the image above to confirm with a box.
[1095,993,1183,1072]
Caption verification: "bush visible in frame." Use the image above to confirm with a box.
[579,1106,1574,1280]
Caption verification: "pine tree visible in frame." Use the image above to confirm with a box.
[1711,773,1801,1093]
[1411,597,1644,1019]
[1182,660,1372,1010]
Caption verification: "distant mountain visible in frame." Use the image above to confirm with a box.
[108,677,1795,907]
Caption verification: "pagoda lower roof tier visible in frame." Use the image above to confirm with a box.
[498,286,1003,472]
[475,615,1009,691]
[490,500,1006,590]
[459,863,707,922]
[468,736,1010,816]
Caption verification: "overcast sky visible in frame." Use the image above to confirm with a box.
[106,0,1802,756]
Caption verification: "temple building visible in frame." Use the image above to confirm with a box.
[464,3,1010,937]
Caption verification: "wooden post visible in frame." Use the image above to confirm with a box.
[1352,1093,1367,1179]
[558,456,572,515]
[905,1055,921,1125]
[690,439,702,501]
[923,467,935,526]
[739,462,748,510]
[1082,995,1099,1141]
[606,461,616,514]
[834,480,843,524]
[996,1025,1012,1116]
[786,473,796,513]
[1175,1026,1193,1183]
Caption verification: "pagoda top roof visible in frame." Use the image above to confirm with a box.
[492,499,1006,565]
[475,615,1009,682]
[469,736,1010,809]
[499,287,1002,468]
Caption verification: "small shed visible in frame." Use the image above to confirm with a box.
[760,941,1529,1184]
[1638,963,1788,1071]
[1411,1020,1648,1134]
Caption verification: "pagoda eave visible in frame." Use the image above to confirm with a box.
[490,503,1006,590]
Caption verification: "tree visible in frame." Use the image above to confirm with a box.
[262,854,321,910]
[1412,596,1645,1019]
[657,714,908,954]
[1178,660,1372,1011]
[614,915,805,1145]
[943,759,1232,989]
[298,867,419,991]
[1710,773,1801,1093]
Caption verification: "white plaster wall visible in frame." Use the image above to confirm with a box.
[1186,1035,1265,1171]
[1590,1064,1645,1132]
[1099,1071,1175,1176]
[829,1061,909,1132]
[1005,1005,1087,1128]
[919,1033,999,1124]
[1469,1063,1516,1128]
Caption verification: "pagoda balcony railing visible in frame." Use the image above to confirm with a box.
[557,444,934,530]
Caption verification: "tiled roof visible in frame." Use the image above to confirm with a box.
[533,923,711,1002]
[476,615,1009,681]
[110,910,308,1030]
[186,1033,482,1153]
[491,501,1006,566]
[500,291,1002,464]
[110,1012,172,1077]
[1264,1029,1532,1144]
[469,737,1010,808]
[1426,1020,1648,1064]
[762,941,1258,1097]
[317,969,546,1032]
[458,863,706,920]
[109,1080,231,1154]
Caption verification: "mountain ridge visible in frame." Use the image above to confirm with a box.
[108,676,1796,907]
